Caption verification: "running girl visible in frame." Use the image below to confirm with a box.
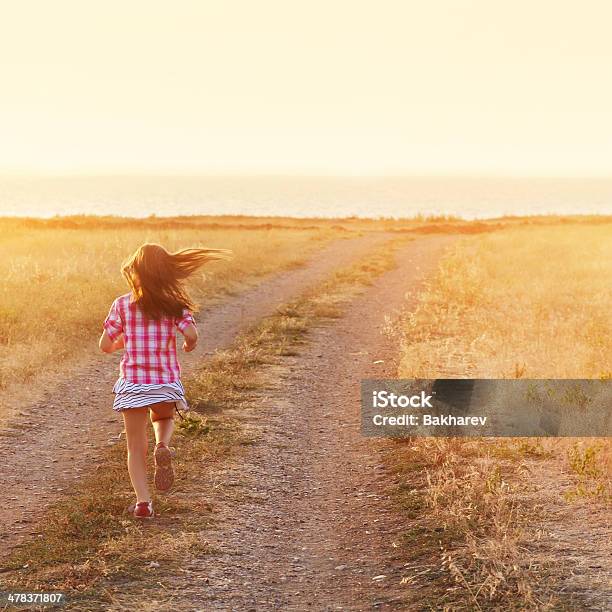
[99,243,231,519]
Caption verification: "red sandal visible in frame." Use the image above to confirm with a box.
[128,501,154,519]
[154,442,175,492]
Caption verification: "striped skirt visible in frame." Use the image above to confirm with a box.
[112,378,189,413]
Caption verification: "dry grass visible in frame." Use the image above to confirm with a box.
[400,224,611,379]
[0,218,341,424]
[392,223,612,610]
[0,237,402,608]
[388,441,544,609]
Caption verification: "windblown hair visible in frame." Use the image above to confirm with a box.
[121,243,232,319]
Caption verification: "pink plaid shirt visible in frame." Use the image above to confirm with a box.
[103,293,196,384]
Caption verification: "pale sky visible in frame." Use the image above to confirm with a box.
[1,0,611,175]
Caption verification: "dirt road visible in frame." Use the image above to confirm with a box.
[110,236,456,610]
[0,233,392,557]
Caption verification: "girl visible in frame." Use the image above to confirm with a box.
[99,243,231,519]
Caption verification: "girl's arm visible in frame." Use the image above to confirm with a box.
[102,298,124,353]
[180,323,198,352]
[99,330,125,353]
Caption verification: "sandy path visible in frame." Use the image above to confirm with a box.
[113,236,456,611]
[0,233,391,558]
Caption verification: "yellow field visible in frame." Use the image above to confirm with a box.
[0,217,339,421]
[400,224,611,379]
[1,216,610,608]
[2,210,539,408]
[395,223,611,608]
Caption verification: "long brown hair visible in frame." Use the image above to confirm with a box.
[121,243,232,319]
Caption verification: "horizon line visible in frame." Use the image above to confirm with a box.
[2,171,612,181]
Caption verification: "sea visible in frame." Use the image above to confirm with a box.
[0,175,611,220]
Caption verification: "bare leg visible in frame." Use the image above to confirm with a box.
[122,407,151,503]
[150,402,176,491]
[153,417,174,446]
[150,401,175,447]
